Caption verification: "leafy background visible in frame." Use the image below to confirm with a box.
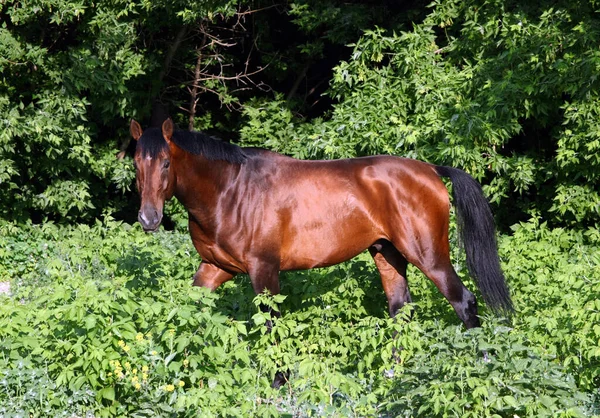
[1,0,600,416]
[1,0,599,228]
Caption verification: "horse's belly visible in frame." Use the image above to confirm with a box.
[279,215,379,270]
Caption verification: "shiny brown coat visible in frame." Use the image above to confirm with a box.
[131,119,512,330]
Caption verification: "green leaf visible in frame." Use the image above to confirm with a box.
[98,386,115,401]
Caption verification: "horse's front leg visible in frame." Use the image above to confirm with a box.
[192,262,234,290]
[248,259,282,329]
[247,259,288,388]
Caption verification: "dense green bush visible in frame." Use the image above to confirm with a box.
[239,0,600,228]
[2,0,600,228]
[0,0,410,223]
[0,0,146,221]
[0,0,243,222]
[0,219,598,416]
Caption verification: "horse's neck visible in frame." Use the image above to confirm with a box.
[174,154,239,219]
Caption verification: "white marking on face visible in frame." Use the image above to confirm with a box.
[145,155,153,160]
[139,211,151,224]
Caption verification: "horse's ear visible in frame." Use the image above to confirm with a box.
[130,119,143,141]
[162,118,174,143]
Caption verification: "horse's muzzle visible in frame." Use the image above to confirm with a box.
[138,207,162,232]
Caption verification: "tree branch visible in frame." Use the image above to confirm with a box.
[159,25,188,84]
[188,32,208,131]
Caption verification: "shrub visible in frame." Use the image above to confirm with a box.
[0,218,598,416]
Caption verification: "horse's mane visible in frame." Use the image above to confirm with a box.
[137,127,248,164]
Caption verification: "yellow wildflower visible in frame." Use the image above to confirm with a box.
[151,350,158,356]
[118,340,125,347]
[112,360,123,375]
[183,359,189,368]
[164,384,175,392]
[178,381,184,388]
[135,333,144,342]
[142,373,148,381]
[134,383,141,390]
[123,345,131,353]
[142,365,149,373]
[124,362,131,370]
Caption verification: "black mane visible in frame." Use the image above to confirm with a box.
[137,127,247,164]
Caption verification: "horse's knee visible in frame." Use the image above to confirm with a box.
[417,261,481,329]
[248,262,281,295]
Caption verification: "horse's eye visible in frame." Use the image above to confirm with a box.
[163,160,170,169]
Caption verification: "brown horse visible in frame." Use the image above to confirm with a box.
[130,118,512,331]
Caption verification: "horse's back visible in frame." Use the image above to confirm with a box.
[235,152,449,270]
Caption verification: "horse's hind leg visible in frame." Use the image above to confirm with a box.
[421,261,480,329]
[387,182,481,329]
[369,240,412,318]
[397,237,481,329]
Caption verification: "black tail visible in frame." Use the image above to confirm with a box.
[435,166,513,314]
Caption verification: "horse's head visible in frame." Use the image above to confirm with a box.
[130,118,177,232]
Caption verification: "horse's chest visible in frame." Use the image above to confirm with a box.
[188,219,247,273]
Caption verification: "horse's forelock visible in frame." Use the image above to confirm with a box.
[137,127,168,158]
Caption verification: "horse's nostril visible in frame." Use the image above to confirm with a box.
[138,208,162,231]
[139,211,153,228]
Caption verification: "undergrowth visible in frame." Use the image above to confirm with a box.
[0,217,598,417]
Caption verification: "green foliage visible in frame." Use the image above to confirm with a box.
[0,0,147,221]
[0,0,243,222]
[501,218,600,391]
[240,96,316,159]
[240,0,600,227]
[1,219,599,416]
[3,0,600,227]
[288,0,408,57]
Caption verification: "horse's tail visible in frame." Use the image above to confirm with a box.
[435,166,513,315]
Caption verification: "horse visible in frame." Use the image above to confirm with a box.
[130,118,513,332]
